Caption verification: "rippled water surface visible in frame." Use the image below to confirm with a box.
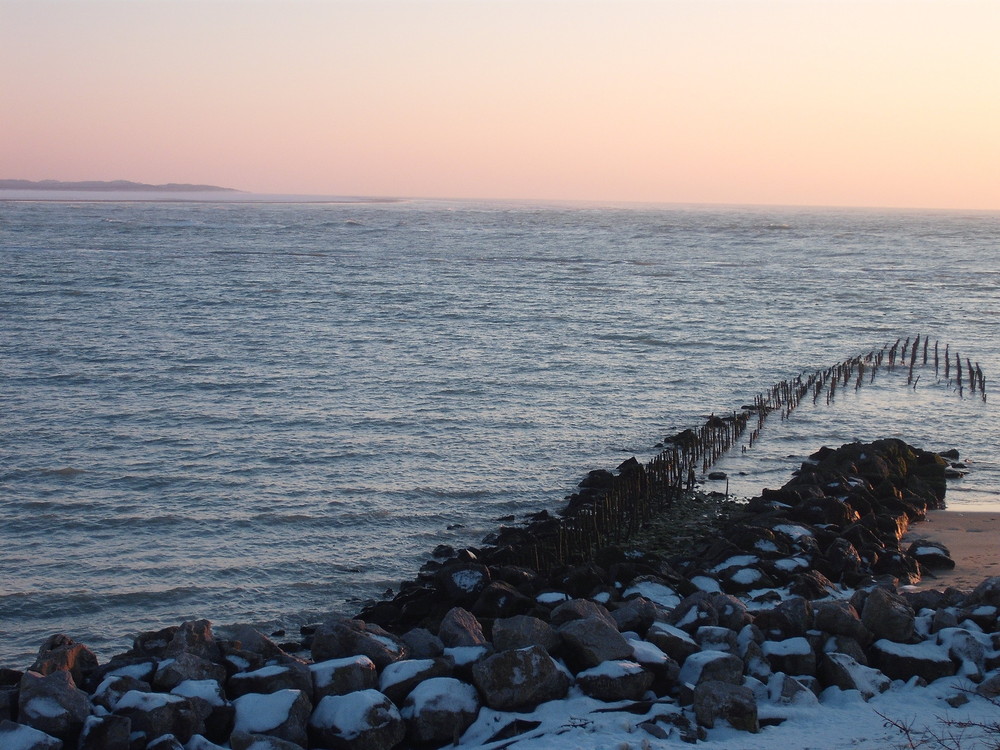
[2,199,998,665]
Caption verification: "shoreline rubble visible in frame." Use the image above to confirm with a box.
[3,437,1000,750]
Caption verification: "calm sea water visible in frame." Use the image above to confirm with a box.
[2,198,998,667]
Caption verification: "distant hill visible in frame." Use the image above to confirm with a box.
[0,179,240,192]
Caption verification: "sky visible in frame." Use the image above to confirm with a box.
[2,0,999,210]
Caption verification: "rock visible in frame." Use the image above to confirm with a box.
[91,673,152,711]
[491,615,560,653]
[818,652,890,700]
[308,689,405,750]
[153,653,227,691]
[399,628,444,659]
[976,672,1000,698]
[576,660,654,702]
[0,719,64,749]
[437,607,487,648]
[310,618,409,670]
[231,690,311,748]
[229,731,306,750]
[861,587,916,643]
[966,577,1000,608]
[693,680,759,732]
[471,582,534,619]
[471,646,570,711]
[17,670,91,745]
[611,597,659,635]
[936,628,987,680]
[678,651,744,693]
[164,620,222,663]
[400,677,480,745]
[755,597,813,638]
[869,639,955,683]
[695,626,738,654]
[437,563,491,601]
[645,622,700,664]
[28,635,99,688]
[557,617,633,671]
[378,658,451,706]
[171,679,234,743]
[761,637,817,676]
[227,663,312,700]
[310,656,379,701]
[768,673,818,705]
[549,599,617,629]
[113,690,202,745]
[223,625,299,664]
[132,627,180,659]
[78,714,131,750]
[813,601,872,645]
[147,735,185,750]
[906,540,955,570]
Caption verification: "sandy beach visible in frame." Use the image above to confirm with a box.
[904,509,1000,589]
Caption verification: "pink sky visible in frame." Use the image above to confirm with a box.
[2,0,999,210]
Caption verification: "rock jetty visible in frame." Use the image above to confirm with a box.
[3,438,1000,750]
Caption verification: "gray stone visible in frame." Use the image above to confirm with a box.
[229,731,306,750]
[576,660,654,702]
[113,690,202,745]
[28,635,99,688]
[0,719,63,750]
[471,646,570,711]
[401,677,479,745]
[492,615,560,653]
[231,689,311,748]
[147,734,186,750]
[399,628,444,659]
[813,601,872,645]
[309,689,405,750]
[611,597,659,635]
[678,651,744,691]
[818,652,890,700]
[768,673,818,705]
[153,653,227,692]
[438,607,487,648]
[17,670,91,745]
[695,626,738,653]
[558,618,632,671]
[906,539,955,570]
[310,618,409,670]
[78,714,131,750]
[861,587,916,643]
[310,656,379,701]
[645,622,700,664]
[549,599,617,629]
[378,658,451,706]
[165,620,223,663]
[761,637,817,676]
[92,673,152,711]
[227,663,312,700]
[966,577,1000,608]
[693,680,758,732]
[870,639,955,683]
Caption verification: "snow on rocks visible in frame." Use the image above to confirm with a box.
[3,439,1000,749]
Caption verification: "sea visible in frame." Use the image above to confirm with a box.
[1,197,998,668]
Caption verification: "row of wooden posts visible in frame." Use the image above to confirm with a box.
[509,337,985,571]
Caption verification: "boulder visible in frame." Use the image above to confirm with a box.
[471,646,570,711]
[310,656,379,701]
[767,673,817,705]
[818,652,890,700]
[378,658,451,706]
[152,653,227,691]
[966,577,1000,609]
[906,540,955,570]
[229,731,306,750]
[761,637,817,676]
[146,735,185,750]
[491,615,560,653]
[231,689,311,748]
[400,677,480,745]
[91,673,152,711]
[437,607,487,648]
[227,663,312,700]
[813,601,872,645]
[869,640,955,683]
[164,620,222,663]
[678,651,744,692]
[645,622,700,664]
[437,563,491,601]
[0,719,64,749]
[171,679,234,743]
[308,689,405,750]
[692,680,758,732]
[576,660,654,702]
[311,618,409,670]
[549,599,617,629]
[861,588,916,643]
[399,628,444,659]
[17,669,91,745]
[28,635,99,688]
[695,626,738,654]
[112,690,202,745]
[79,714,131,750]
[611,597,659,635]
[471,582,534,619]
[557,617,632,671]
[223,626,300,664]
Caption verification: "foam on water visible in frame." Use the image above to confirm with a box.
[1,199,998,666]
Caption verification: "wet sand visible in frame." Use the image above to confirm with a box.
[903,509,1000,590]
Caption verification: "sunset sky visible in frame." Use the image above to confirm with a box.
[2,0,999,210]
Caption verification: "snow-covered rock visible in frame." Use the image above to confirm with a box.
[308,689,404,750]
[17,669,91,745]
[231,690,311,748]
[400,677,480,745]
[471,646,570,711]
[310,656,378,701]
[576,659,654,702]
[310,618,409,670]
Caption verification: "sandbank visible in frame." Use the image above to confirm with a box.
[904,508,1000,589]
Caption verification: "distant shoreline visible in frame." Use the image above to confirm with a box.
[0,190,404,205]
